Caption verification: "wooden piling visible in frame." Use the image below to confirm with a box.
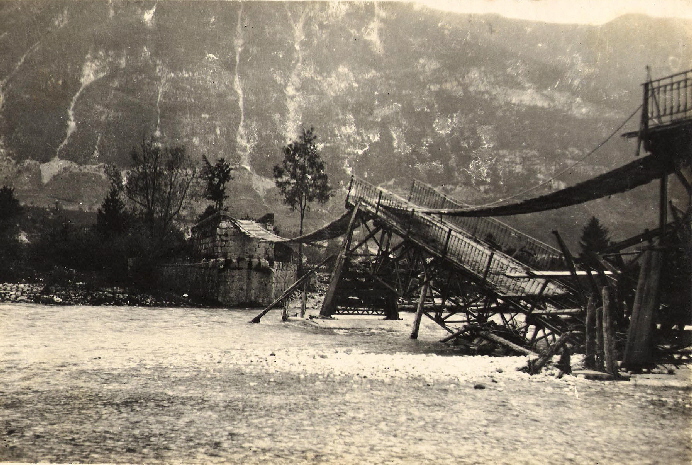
[596,304,605,372]
[602,285,618,377]
[410,279,429,339]
[623,246,663,369]
[584,294,598,370]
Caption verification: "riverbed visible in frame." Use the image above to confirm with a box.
[1,303,690,464]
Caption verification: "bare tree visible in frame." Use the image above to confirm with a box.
[111,136,197,250]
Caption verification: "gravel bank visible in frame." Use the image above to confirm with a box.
[1,303,690,464]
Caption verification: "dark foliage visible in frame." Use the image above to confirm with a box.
[0,186,23,280]
[96,185,129,237]
[273,127,332,236]
[201,156,235,212]
[112,137,197,248]
[0,186,22,227]
[579,216,611,255]
[579,216,611,269]
[0,138,197,287]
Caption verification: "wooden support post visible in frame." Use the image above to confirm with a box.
[383,290,400,321]
[442,229,452,256]
[410,278,429,339]
[660,174,668,240]
[602,285,618,377]
[374,190,383,216]
[584,268,601,298]
[298,283,308,319]
[596,304,605,371]
[623,246,663,369]
[406,208,415,235]
[584,294,598,370]
[319,205,361,318]
[552,230,587,305]
[250,254,336,323]
[636,80,649,156]
[345,175,354,207]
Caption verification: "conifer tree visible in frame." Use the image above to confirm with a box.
[96,185,129,237]
[579,216,611,256]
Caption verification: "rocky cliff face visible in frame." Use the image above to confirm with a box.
[0,1,689,242]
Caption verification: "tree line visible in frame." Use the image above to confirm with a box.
[0,125,616,294]
[0,129,332,289]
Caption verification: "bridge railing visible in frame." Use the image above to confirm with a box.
[347,177,570,298]
[644,69,692,128]
[407,180,564,271]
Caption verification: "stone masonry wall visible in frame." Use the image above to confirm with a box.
[193,219,274,261]
[158,259,297,307]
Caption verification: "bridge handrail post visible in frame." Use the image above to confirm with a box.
[345,175,354,207]
[481,250,495,283]
[374,190,383,216]
[442,228,452,257]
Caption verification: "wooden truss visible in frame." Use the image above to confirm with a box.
[318,192,586,353]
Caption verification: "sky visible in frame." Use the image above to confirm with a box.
[414,0,692,25]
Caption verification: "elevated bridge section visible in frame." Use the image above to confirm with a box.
[319,177,584,352]
[347,178,572,299]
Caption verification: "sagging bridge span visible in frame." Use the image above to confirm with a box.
[253,69,692,363]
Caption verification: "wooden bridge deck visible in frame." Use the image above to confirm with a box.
[346,178,574,300]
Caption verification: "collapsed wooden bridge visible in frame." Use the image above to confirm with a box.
[316,177,585,354]
[254,68,692,366]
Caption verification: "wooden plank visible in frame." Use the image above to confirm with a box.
[440,328,468,343]
[528,332,573,374]
[477,330,539,357]
[504,270,615,278]
[600,223,673,254]
[362,268,400,296]
[531,308,583,316]
[347,224,382,255]
[586,253,622,276]
[319,205,361,318]
[249,254,336,323]
[674,167,692,195]
[552,230,587,304]
[572,370,616,381]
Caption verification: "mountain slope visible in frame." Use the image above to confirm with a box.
[0,1,689,245]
